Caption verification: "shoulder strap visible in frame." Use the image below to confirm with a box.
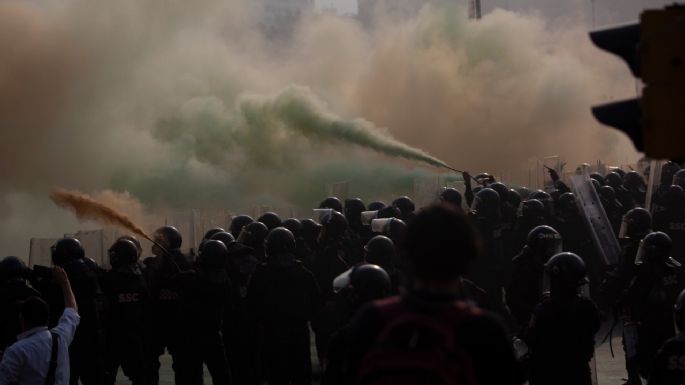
[44,332,58,385]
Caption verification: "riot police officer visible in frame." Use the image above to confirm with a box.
[173,240,233,385]
[647,289,685,385]
[652,185,685,290]
[145,226,192,385]
[526,253,600,385]
[229,215,254,239]
[507,225,562,335]
[247,228,322,385]
[363,235,398,293]
[47,237,106,385]
[311,211,356,362]
[102,239,149,385]
[621,232,681,383]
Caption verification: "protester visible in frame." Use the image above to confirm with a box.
[0,267,80,385]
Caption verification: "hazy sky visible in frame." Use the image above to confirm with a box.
[321,0,676,24]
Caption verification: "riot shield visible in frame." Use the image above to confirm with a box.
[569,175,621,266]
[645,160,665,213]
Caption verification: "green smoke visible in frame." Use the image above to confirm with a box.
[240,86,448,168]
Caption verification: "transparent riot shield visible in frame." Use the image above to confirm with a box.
[645,160,666,213]
[360,210,379,226]
[569,175,621,266]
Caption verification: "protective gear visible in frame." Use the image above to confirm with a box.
[258,212,283,231]
[265,227,297,256]
[282,218,303,237]
[202,227,225,241]
[108,239,139,269]
[673,169,685,189]
[556,192,578,218]
[319,197,344,213]
[517,187,532,199]
[197,240,229,269]
[605,172,623,189]
[0,256,28,283]
[360,210,379,225]
[153,226,182,250]
[367,201,386,211]
[624,171,646,191]
[506,189,522,210]
[229,215,254,239]
[635,232,680,268]
[117,235,142,257]
[377,205,401,219]
[237,221,269,248]
[474,172,495,186]
[364,236,395,265]
[619,208,652,239]
[344,198,366,224]
[663,185,685,209]
[545,252,589,289]
[589,172,605,186]
[332,264,391,303]
[321,211,348,238]
[210,231,236,247]
[439,188,462,207]
[51,237,85,266]
[661,161,681,185]
[527,226,563,260]
[521,199,546,220]
[471,188,501,220]
[301,219,322,247]
[530,190,554,217]
[392,196,415,220]
[489,182,509,200]
[590,178,601,192]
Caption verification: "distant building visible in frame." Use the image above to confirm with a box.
[261,0,315,37]
[357,0,430,27]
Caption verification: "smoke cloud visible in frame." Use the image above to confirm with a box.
[1,0,639,256]
[50,188,152,241]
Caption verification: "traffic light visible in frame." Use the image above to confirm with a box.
[590,5,685,159]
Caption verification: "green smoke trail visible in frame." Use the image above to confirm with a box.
[239,86,448,168]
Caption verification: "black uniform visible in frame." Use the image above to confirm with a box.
[311,235,355,361]
[622,263,681,377]
[102,263,150,385]
[507,247,546,334]
[526,295,600,385]
[648,334,685,385]
[224,242,261,385]
[653,208,685,289]
[247,259,322,385]
[173,268,233,385]
[145,249,192,385]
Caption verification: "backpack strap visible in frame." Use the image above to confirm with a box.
[44,332,59,385]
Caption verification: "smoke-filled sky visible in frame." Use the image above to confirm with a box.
[0,0,654,257]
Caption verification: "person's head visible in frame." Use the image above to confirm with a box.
[333,264,392,309]
[405,204,480,287]
[19,296,50,331]
[152,226,182,254]
[545,252,588,299]
[51,237,85,267]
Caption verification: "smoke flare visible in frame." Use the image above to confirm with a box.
[49,188,152,241]
[242,86,448,168]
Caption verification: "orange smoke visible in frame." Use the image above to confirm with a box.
[49,188,152,242]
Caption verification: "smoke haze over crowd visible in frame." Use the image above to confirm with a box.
[1,0,646,256]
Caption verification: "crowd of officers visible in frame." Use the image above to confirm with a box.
[1,163,685,385]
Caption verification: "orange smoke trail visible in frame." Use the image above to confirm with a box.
[49,188,152,242]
